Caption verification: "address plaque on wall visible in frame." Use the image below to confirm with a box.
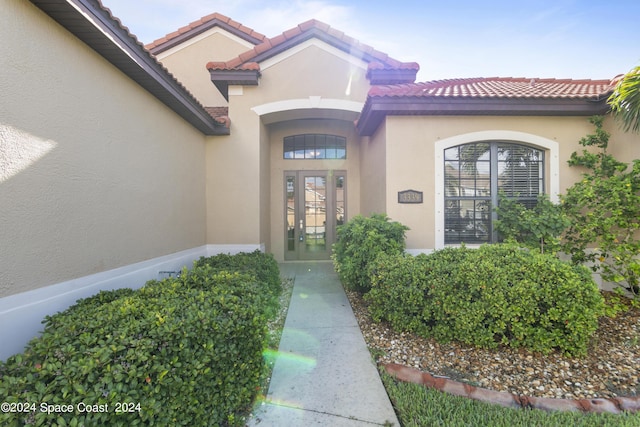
[398,189,423,204]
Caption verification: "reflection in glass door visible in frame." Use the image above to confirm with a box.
[285,171,346,260]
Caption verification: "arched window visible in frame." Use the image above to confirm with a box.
[444,142,544,244]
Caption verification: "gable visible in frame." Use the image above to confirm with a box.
[256,42,370,104]
[207,19,419,100]
[155,27,258,62]
[154,29,258,107]
[259,38,368,75]
[147,12,265,55]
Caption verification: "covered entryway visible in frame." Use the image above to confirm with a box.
[284,170,345,260]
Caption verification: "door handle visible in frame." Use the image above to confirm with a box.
[299,219,304,241]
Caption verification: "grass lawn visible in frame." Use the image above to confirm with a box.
[381,372,640,427]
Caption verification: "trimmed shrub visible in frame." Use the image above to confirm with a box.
[194,250,281,299]
[0,256,280,426]
[332,213,409,293]
[366,244,604,356]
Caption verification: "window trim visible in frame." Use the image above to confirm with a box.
[434,131,559,249]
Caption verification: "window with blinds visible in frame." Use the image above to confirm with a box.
[444,142,544,244]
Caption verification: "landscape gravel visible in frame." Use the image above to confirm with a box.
[346,290,640,400]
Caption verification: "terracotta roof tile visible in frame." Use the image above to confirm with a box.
[206,18,416,74]
[283,26,303,39]
[368,77,617,99]
[253,40,273,55]
[205,106,230,127]
[145,12,266,51]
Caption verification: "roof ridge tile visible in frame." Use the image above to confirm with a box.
[206,17,416,74]
[146,12,266,51]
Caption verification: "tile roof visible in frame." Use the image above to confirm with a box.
[146,13,266,53]
[205,19,419,74]
[369,77,618,100]
[204,106,230,127]
[357,76,619,136]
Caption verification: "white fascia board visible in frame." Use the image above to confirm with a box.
[156,27,256,60]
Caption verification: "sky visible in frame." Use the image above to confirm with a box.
[103,0,640,82]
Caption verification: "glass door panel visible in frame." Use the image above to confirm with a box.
[336,175,345,228]
[284,171,346,260]
[304,176,327,253]
[286,175,296,252]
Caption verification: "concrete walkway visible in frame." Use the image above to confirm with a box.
[247,261,400,426]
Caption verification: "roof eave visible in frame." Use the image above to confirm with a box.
[30,0,226,136]
[367,68,418,85]
[148,18,264,56]
[209,69,260,101]
[357,97,611,136]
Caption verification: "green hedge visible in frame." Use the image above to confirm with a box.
[366,244,604,356]
[332,213,409,293]
[194,249,281,299]
[0,252,280,426]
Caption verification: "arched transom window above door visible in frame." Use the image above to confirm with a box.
[444,142,544,244]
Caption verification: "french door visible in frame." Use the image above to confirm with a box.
[285,170,346,260]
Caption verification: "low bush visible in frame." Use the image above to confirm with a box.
[0,252,280,426]
[332,213,409,293]
[366,244,604,356]
[194,250,281,299]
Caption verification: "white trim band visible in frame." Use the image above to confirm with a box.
[0,243,266,360]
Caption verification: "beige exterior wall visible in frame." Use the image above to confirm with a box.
[381,115,640,251]
[0,1,207,297]
[359,122,387,216]
[605,117,640,162]
[156,29,255,107]
[258,42,371,105]
[205,88,262,246]
[260,119,271,252]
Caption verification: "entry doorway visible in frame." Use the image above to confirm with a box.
[284,170,346,260]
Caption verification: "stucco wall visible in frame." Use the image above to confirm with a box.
[156,29,255,107]
[258,42,371,105]
[205,92,262,245]
[0,1,207,297]
[605,118,640,162]
[359,122,387,216]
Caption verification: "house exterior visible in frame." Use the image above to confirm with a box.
[1,0,639,359]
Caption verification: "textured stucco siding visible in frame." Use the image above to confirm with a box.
[0,1,207,297]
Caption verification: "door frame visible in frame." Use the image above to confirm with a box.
[284,170,346,260]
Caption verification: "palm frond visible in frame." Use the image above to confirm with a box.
[608,66,640,133]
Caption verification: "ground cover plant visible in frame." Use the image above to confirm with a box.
[0,251,281,427]
[381,372,640,427]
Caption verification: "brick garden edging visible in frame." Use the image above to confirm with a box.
[384,363,640,414]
